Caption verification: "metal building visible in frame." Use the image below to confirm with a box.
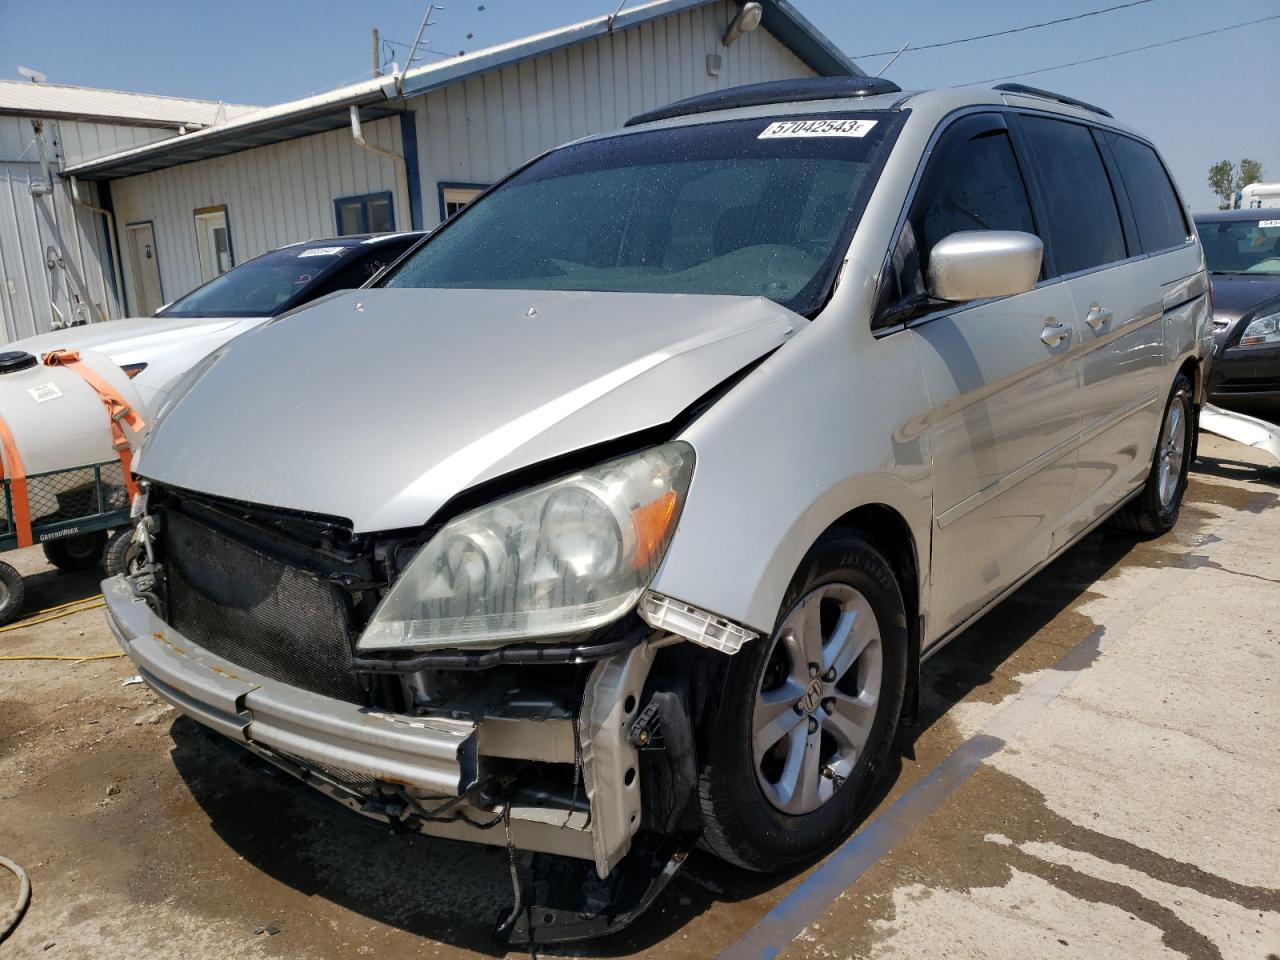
[0,81,258,341]
[16,0,858,332]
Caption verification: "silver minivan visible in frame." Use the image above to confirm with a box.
[106,78,1210,942]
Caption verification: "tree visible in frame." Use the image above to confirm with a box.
[1207,159,1266,210]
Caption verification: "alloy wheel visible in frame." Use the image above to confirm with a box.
[752,582,883,815]
[1158,395,1187,508]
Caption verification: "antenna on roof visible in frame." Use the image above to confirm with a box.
[17,65,47,83]
[396,3,442,95]
[873,42,909,78]
[606,0,627,33]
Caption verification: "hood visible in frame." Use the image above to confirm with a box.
[1209,274,1280,325]
[137,288,799,532]
[12,314,245,361]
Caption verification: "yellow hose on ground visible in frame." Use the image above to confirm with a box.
[0,652,123,662]
[0,599,106,633]
[32,593,105,615]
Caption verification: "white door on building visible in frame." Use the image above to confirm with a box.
[125,222,165,317]
[194,206,233,281]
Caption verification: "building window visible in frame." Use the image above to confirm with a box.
[334,192,395,236]
[193,205,233,282]
[438,182,488,222]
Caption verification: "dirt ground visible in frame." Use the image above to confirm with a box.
[1,432,1277,959]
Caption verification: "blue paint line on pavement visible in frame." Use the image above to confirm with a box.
[718,732,1004,960]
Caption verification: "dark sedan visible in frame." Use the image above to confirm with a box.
[1195,209,1280,419]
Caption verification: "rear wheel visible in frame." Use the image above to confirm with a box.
[1113,372,1195,536]
[698,529,908,871]
[0,561,25,625]
[41,531,108,573]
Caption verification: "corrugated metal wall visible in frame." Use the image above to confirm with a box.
[109,116,407,314]
[412,0,814,219]
[57,120,172,166]
[0,116,124,342]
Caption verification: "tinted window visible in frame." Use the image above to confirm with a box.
[915,128,1036,268]
[884,124,1036,309]
[385,114,900,315]
[159,243,357,318]
[1019,117,1126,276]
[1103,134,1188,252]
[1194,217,1280,275]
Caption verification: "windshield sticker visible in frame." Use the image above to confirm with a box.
[298,246,347,258]
[28,382,63,403]
[758,119,878,140]
[1259,219,1280,229]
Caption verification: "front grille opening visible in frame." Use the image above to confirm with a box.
[161,508,364,703]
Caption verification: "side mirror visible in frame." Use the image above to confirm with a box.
[927,230,1043,303]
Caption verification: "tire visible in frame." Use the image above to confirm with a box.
[697,528,908,872]
[102,529,140,578]
[1112,372,1195,536]
[41,531,108,573]
[0,561,25,626]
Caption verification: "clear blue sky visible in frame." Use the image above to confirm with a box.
[2,0,1276,209]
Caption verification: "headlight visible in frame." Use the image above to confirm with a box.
[1239,312,1280,347]
[358,442,695,651]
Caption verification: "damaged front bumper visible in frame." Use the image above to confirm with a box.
[106,571,710,942]
[103,574,613,866]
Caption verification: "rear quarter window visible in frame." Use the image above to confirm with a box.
[1102,133,1189,253]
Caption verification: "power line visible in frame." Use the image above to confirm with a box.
[969,14,1280,84]
[853,0,1158,58]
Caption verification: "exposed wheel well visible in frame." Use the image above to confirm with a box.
[826,504,922,724]
[1178,355,1201,405]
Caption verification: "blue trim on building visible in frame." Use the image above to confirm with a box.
[398,111,424,231]
[436,181,490,223]
[761,1,862,77]
[333,191,396,234]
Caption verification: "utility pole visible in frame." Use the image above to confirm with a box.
[371,28,381,77]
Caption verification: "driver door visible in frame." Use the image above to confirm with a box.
[891,113,1084,638]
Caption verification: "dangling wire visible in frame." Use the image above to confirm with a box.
[497,804,525,936]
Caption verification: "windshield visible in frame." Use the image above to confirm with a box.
[158,243,356,318]
[1195,216,1280,275]
[385,113,899,314]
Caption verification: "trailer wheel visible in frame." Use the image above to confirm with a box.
[0,561,25,625]
[42,531,108,573]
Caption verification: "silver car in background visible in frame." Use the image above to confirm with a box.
[105,78,1209,943]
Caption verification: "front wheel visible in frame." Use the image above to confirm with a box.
[1112,372,1195,536]
[697,530,908,872]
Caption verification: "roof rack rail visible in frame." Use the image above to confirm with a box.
[993,82,1113,119]
[625,77,903,127]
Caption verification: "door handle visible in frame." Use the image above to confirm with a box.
[1085,304,1113,330]
[1040,319,1073,346]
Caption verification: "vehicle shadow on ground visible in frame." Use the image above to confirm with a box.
[165,461,1247,956]
[14,563,105,617]
[1193,454,1280,488]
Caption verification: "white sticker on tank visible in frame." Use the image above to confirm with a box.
[298,246,347,258]
[1259,219,1280,228]
[28,382,63,403]
[758,119,878,139]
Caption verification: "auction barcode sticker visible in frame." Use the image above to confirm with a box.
[27,382,63,403]
[759,119,877,139]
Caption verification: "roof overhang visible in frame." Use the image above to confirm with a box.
[66,95,399,181]
[64,0,859,182]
